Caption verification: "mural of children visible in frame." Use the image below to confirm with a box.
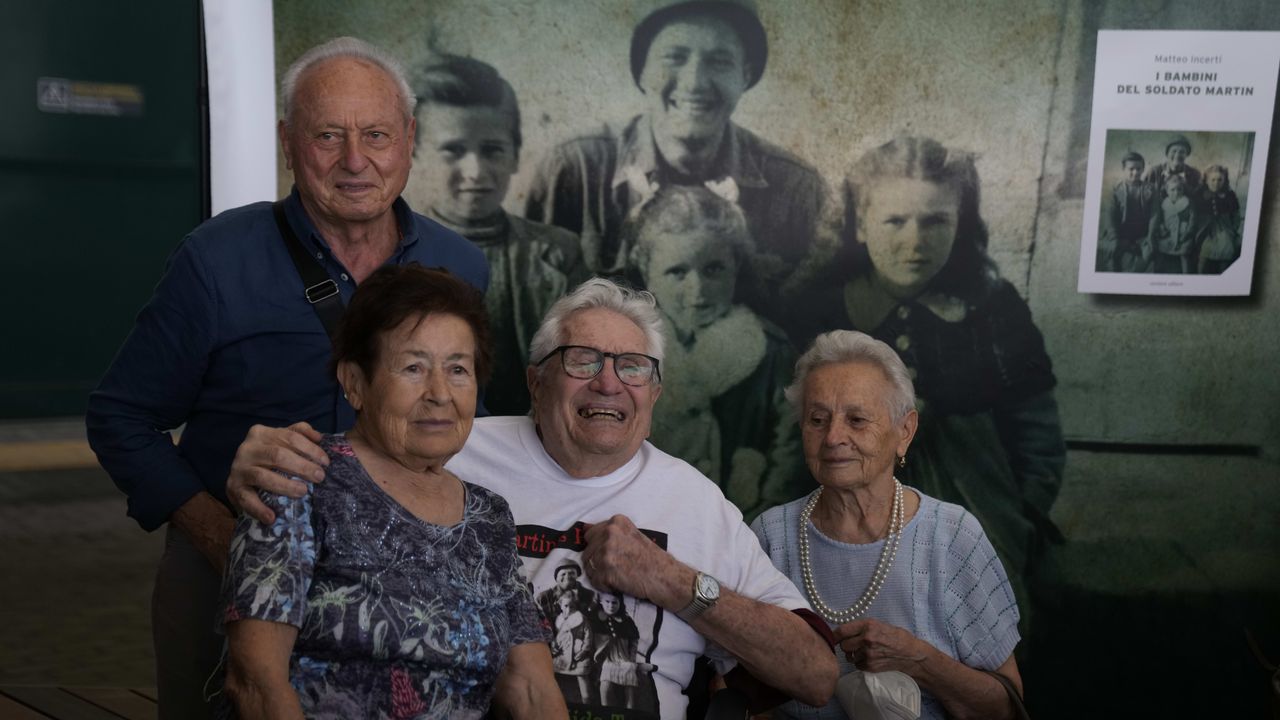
[1146,174,1200,274]
[625,185,807,521]
[411,55,585,415]
[591,592,657,709]
[1195,165,1242,275]
[552,592,596,704]
[1102,151,1156,272]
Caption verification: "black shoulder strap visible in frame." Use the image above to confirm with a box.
[272,200,346,338]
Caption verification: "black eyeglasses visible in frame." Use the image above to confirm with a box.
[535,345,661,387]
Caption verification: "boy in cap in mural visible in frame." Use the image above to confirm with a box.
[1143,134,1202,198]
[412,54,585,415]
[524,0,828,327]
[1102,150,1156,272]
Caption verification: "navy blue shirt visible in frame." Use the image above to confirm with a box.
[86,189,489,531]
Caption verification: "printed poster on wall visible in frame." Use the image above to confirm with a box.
[1077,30,1280,296]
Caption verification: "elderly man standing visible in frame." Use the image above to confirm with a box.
[524,0,828,317]
[85,37,487,719]
[229,278,838,718]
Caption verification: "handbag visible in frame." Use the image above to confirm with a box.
[984,670,1031,720]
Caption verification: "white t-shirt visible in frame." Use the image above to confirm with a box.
[447,415,810,720]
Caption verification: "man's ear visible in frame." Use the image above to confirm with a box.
[337,360,368,412]
[278,120,293,171]
[525,365,541,420]
[643,383,663,439]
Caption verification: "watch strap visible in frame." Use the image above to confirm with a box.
[676,571,719,623]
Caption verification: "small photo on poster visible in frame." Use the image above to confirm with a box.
[1077,30,1280,296]
[1093,129,1252,276]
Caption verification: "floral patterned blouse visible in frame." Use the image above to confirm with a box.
[220,434,548,719]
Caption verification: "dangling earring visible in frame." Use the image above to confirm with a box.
[897,455,906,468]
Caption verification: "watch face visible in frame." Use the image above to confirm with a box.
[696,573,720,601]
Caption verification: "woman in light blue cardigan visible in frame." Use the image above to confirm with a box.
[752,330,1024,720]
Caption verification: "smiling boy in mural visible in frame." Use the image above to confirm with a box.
[524,0,827,326]
[412,54,585,415]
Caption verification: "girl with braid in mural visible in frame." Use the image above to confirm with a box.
[788,136,1066,629]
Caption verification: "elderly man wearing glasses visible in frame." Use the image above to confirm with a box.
[228,277,837,719]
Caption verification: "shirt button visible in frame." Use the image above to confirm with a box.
[895,335,911,351]
[897,306,911,319]
[340,273,350,282]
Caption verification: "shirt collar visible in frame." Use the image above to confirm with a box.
[284,186,416,252]
[610,116,768,195]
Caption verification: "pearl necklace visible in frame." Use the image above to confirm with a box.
[798,478,904,625]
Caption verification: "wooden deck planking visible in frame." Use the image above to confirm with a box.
[62,688,155,720]
[0,686,158,720]
[0,691,52,719]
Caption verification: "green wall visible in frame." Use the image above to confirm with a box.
[2,1,203,417]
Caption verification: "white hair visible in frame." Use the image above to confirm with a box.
[529,277,666,376]
[279,36,415,124]
[785,330,916,421]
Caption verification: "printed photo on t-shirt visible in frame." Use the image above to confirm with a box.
[516,521,667,720]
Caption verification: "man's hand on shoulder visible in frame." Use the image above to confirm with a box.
[227,422,328,524]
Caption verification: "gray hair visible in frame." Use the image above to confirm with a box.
[785,330,916,421]
[280,37,416,125]
[528,278,667,375]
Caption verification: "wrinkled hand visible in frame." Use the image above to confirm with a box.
[581,514,681,602]
[227,422,327,524]
[833,618,933,676]
[200,514,236,577]
[171,492,235,576]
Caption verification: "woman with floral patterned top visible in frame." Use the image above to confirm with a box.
[219,265,566,720]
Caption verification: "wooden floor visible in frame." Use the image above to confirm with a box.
[0,687,156,720]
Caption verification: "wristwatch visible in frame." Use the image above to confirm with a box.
[676,571,720,623]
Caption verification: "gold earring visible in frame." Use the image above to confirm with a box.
[897,455,906,468]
